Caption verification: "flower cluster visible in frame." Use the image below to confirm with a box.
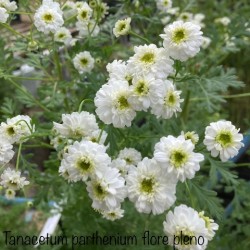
[163,205,218,250]
[0,115,33,199]
[154,134,204,182]
[34,0,64,34]
[156,0,173,12]
[0,0,17,23]
[94,44,184,127]
[95,15,205,127]
[53,112,126,220]
[0,168,29,200]
[32,0,111,75]
[160,20,203,61]
[63,0,108,39]
[113,17,131,38]
[204,120,244,162]
[73,51,95,74]
[1,1,247,248]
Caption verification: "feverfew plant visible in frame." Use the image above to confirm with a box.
[0,0,249,249]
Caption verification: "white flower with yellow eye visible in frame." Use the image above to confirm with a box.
[160,21,203,61]
[34,0,64,34]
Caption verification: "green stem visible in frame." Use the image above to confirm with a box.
[78,99,93,112]
[191,92,250,101]
[14,119,33,134]
[144,213,151,231]
[21,132,50,140]
[16,143,23,170]
[53,44,70,111]
[9,11,33,15]
[129,31,150,44]
[222,93,250,99]
[234,163,250,167]
[64,13,77,23]
[23,143,54,150]
[53,47,63,80]
[185,181,195,208]
[6,78,50,112]
[174,60,182,80]
[97,128,104,143]
[196,146,206,152]
[5,75,55,82]
[181,90,190,123]
[0,23,28,39]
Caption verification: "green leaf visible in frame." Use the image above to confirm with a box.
[188,179,224,220]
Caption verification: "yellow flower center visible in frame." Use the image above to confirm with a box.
[170,149,188,168]
[135,80,149,96]
[116,95,130,110]
[6,126,15,136]
[172,28,187,44]
[80,10,87,19]
[80,58,88,66]
[93,182,107,200]
[76,157,93,173]
[42,13,54,23]
[215,130,233,147]
[164,91,177,107]
[140,52,155,64]
[140,177,155,194]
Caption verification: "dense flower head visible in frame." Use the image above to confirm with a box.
[76,20,100,37]
[53,111,99,140]
[160,20,203,61]
[178,12,193,22]
[127,44,174,79]
[93,1,109,20]
[182,131,199,145]
[118,147,142,168]
[126,157,177,215]
[110,158,129,177]
[167,7,180,15]
[199,211,219,241]
[156,0,172,12]
[154,135,204,182]
[163,204,209,250]
[203,120,244,162]
[128,73,159,112]
[0,115,34,144]
[73,51,95,74]
[176,12,205,28]
[150,80,183,119]
[0,7,8,23]
[86,167,127,211]
[0,168,29,191]
[85,129,108,146]
[59,140,111,182]
[0,140,14,166]
[0,0,17,11]
[76,2,92,22]
[100,206,124,221]
[5,188,16,200]
[215,16,231,26]
[34,0,64,34]
[54,27,72,44]
[113,17,131,38]
[106,60,134,85]
[193,13,206,28]
[201,36,211,49]
[94,80,136,128]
